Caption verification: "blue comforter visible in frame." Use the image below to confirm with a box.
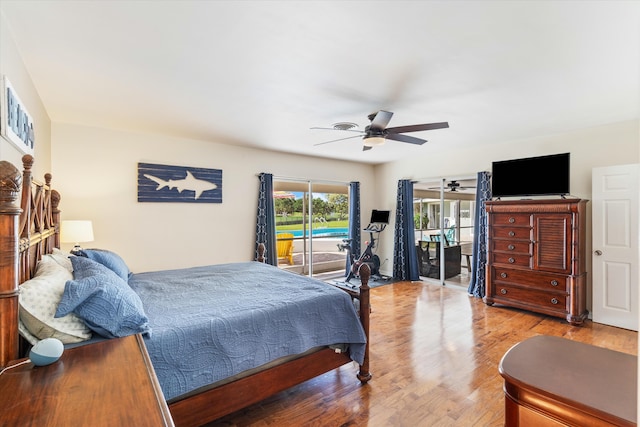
[128,261,367,401]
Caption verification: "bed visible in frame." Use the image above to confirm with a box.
[0,154,372,427]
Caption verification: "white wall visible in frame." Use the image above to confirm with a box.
[374,119,640,282]
[0,11,51,177]
[51,123,375,272]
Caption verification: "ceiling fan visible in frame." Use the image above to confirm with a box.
[312,110,449,151]
[429,180,477,192]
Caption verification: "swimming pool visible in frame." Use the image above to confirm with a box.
[282,227,349,238]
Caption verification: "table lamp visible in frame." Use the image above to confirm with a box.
[61,220,94,254]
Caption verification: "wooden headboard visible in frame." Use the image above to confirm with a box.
[0,154,60,367]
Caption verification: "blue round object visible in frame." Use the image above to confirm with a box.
[29,338,64,366]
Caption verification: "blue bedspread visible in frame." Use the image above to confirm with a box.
[128,261,367,401]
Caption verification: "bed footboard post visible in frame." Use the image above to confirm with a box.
[356,262,372,383]
[0,160,23,368]
[256,242,265,262]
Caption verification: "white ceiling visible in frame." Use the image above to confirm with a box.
[2,1,639,165]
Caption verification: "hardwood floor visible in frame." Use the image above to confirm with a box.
[207,281,638,426]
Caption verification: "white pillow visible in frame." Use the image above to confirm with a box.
[47,248,74,272]
[18,318,39,345]
[19,256,92,343]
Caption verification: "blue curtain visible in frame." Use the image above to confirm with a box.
[393,179,420,281]
[467,171,491,297]
[256,173,277,265]
[345,182,361,276]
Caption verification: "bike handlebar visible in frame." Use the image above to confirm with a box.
[364,223,386,233]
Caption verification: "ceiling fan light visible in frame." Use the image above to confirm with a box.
[363,136,386,147]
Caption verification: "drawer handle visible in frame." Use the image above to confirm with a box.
[508,244,515,250]
[500,289,507,295]
[508,257,515,263]
[551,298,559,305]
[550,280,558,286]
[509,217,515,223]
[508,231,515,237]
[500,272,507,279]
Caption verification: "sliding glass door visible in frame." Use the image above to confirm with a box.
[273,179,349,279]
[414,176,477,286]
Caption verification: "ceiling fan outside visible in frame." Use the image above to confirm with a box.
[428,180,477,192]
[312,110,449,151]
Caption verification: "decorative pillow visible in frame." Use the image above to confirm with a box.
[56,256,151,339]
[19,256,92,344]
[77,248,131,281]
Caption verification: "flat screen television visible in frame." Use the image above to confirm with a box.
[491,153,570,198]
[370,209,390,224]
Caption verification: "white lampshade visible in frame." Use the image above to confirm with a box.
[362,136,386,147]
[61,220,94,252]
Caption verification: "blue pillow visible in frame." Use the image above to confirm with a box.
[78,249,131,282]
[56,256,151,338]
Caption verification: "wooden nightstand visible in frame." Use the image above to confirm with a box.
[500,335,637,426]
[0,334,174,426]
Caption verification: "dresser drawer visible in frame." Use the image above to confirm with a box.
[492,227,532,240]
[492,267,567,291]
[491,213,532,227]
[492,253,531,268]
[493,285,567,313]
[492,240,532,254]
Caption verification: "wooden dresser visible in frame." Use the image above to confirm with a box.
[483,198,588,325]
[0,334,174,426]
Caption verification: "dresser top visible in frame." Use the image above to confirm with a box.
[0,334,174,427]
[486,198,587,213]
[486,198,584,205]
[499,335,636,425]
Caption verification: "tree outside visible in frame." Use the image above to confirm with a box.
[275,192,349,230]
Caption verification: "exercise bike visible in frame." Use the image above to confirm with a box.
[337,223,386,283]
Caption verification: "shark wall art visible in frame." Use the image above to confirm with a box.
[138,162,222,203]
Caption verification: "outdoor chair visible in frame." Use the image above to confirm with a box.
[276,233,295,265]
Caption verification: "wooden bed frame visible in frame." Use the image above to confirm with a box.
[0,155,371,427]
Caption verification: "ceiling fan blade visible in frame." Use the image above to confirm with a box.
[385,133,427,145]
[310,127,363,133]
[313,135,362,146]
[369,110,393,131]
[386,122,449,134]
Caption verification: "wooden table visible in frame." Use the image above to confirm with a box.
[0,334,174,427]
[499,335,637,427]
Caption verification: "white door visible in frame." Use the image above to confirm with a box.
[592,163,639,331]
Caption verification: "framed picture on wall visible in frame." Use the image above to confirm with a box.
[0,76,35,156]
[137,162,223,203]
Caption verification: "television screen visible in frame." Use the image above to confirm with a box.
[370,209,390,224]
[491,153,570,198]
